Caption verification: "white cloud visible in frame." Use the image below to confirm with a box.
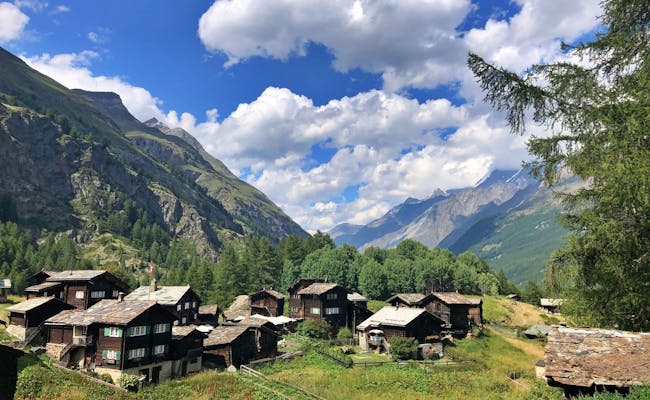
[87,27,111,44]
[0,2,29,43]
[51,4,69,13]
[13,0,46,12]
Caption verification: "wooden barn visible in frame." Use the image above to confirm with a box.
[124,281,201,326]
[386,293,430,308]
[6,297,74,342]
[348,292,373,332]
[544,326,650,397]
[250,289,285,317]
[197,304,220,326]
[0,278,11,301]
[287,278,325,317]
[290,282,349,329]
[356,306,444,352]
[24,270,129,310]
[203,323,278,368]
[44,298,179,384]
[171,326,207,376]
[426,292,479,333]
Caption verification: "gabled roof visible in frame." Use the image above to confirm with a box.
[45,299,173,326]
[204,325,249,347]
[198,304,220,315]
[172,325,208,340]
[46,270,106,281]
[385,293,428,306]
[7,296,72,313]
[0,278,11,289]
[348,292,367,302]
[297,282,340,295]
[250,314,297,326]
[227,316,275,329]
[357,306,430,330]
[287,278,325,293]
[124,285,192,305]
[545,326,650,388]
[250,289,285,300]
[24,281,62,292]
[430,292,474,305]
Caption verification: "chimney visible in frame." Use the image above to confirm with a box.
[117,292,124,302]
[150,278,158,293]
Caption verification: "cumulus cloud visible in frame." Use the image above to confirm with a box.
[0,2,29,43]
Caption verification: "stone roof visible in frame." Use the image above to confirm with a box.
[544,326,650,388]
[357,306,428,330]
[430,292,474,305]
[124,285,191,305]
[347,292,367,302]
[386,293,428,306]
[45,270,106,281]
[287,278,325,293]
[172,325,206,340]
[0,278,11,289]
[523,324,552,337]
[204,325,249,347]
[7,296,66,313]
[540,298,565,307]
[198,304,220,315]
[223,295,251,320]
[297,282,339,295]
[250,314,297,326]
[45,299,161,326]
[24,281,62,292]
[251,289,285,300]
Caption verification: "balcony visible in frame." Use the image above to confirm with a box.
[72,335,93,346]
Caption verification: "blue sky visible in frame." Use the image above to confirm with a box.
[0,0,601,232]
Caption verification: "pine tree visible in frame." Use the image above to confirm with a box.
[468,0,650,329]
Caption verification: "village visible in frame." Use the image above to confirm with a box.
[1,270,646,399]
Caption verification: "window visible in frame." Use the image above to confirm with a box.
[105,327,122,337]
[194,313,198,320]
[291,307,299,313]
[128,348,146,359]
[128,325,147,337]
[153,344,166,355]
[112,290,119,297]
[173,320,179,326]
[176,304,181,311]
[75,291,84,299]
[326,293,338,300]
[192,301,197,308]
[181,317,187,324]
[154,323,169,334]
[91,290,105,299]
[184,301,190,309]
[325,307,340,315]
[309,307,320,315]
[102,349,121,364]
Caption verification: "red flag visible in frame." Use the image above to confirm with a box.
[148,261,155,276]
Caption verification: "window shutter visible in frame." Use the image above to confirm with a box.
[145,325,151,335]
[104,327,110,337]
[118,328,123,337]
[102,350,107,359]
[115,350,121,360]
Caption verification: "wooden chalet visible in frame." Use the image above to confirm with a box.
[386,293,430,308]
[44,298,178,384]
[287,278,325,316]
[0,278,11,301]
[24,270,129,310]
[124,281,201,326]
[544,326,650,396]
[203,322,278,368]
[356,306,444,352]
[197,304,220,326]
[250,289,285,317]
[5,297,74,342]
[540,298,565,314]
[290,282,349,329]
[348,292,373,331]
[0,344,24,400]
[171,326,207,376]
[426,292,480,333]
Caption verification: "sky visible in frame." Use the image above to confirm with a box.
[0,0,602,233]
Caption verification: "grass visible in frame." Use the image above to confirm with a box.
[482,296,563,327]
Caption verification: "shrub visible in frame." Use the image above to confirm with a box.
[388,336,417,361]
[118,373,140,392]
[336,327,353,340]
[297,319,331,339]
[99,373,114,384]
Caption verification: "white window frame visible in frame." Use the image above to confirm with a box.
[291,307,299,313]
[173,320,179,326]
[129,325,147,337]
[112,290,119,297]
[105,349,118,360]
[128,348,146,359]
[108,326,121,337]
[154,323,168,334]
[181,316,187,324]
[326,293,338,300]
[184,301,190,309]
[75,290,85,299]
[91,290,105,299]
[192,301,197,308]
[153,344,166,355]
[309,307,321,315]
[325,307,340,315]
[176,304,181,311]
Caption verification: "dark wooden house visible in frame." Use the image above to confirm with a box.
[6,297,74,342]
[250,289,285,317]
[290,282,349,329]
[347,292,373,331]
[203,323,278,368]
[386,293,430,308]
[24,270,129,310]
[544,326,650,397]
[45,298,178,384]
[0,278,11,301]
[287,278,325,317]
[0,344,24,400]
[425,292,478,333]
[356,306,444,352]
[197,304,220,326]
[171,326,207,376]
[124,281,201,326]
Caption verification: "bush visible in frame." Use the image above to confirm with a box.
[118,373,140,392]
[99,373,114,384]
[297,319,331,339]
[388,336,417,361]
[336,327,353,340]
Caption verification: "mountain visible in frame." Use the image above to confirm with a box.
[0,47,306,258]
[329,169,570,283]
